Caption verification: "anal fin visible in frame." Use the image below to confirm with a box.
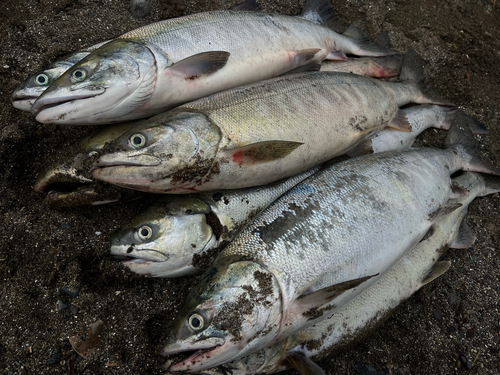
[422,261,451,286]
[281,63,321,76]
[451,216,476,249]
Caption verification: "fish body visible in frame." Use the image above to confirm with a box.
[93,70,437,193]
[201,171,498,375]
[31,5,391,125]
[162,134,497,372]
[111,167,320,278]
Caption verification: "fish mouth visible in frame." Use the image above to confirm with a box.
[112,248,169,263]
[32,91,103,116]
[162,340,226,372]
[93,154,162,168]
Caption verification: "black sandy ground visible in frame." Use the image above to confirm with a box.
[0,0,499,374]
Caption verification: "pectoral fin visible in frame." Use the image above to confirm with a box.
[225,141,303,166]
[295,48,322,65]
[286,351,326,375]
[169,51,230,79]
[290,274,377,321]
[428,200,462,221]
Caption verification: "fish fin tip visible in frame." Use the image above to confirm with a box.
[346,139,374,157]
[445,112,500,176]
[286,351,326,375]
[170,51,230,79]
[282,63,321,76]
[422,261,451,286]
[225,140,303,165]
[300,0,335,26]
[325,50,347,61]
[450,218,476,249]
[387,108,411,132]
[400,48,454,106]
[343,24,396,56]
[228,0,262,12]
[428,200,463,222]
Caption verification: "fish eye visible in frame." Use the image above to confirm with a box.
[129,133,147,149]
[137,225,153,241]
[72,69,87,82]
[188,313,205,331]
[35,73,50,86]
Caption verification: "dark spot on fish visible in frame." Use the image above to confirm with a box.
[126,245,134,254]
[254,201,318,244]
[223,197,229,205]
[185,209,193,214]
[185,75,200,80]
[212,192,223,202]
[191,244,196,248]
[205,211,223,240]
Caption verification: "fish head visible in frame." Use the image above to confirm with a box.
[11,53,87,112]
[162,259,283,372]
[111,195,220,277]
[92,110,222,192]
[31,39,160,124]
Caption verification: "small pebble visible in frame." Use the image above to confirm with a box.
[62,286,80,298]
[449,292,458,305]
[69,305,79,315]
[432,309,443,321]
[130,0,150,18]
[459,355,472,370]
[56,300,67,312]
[447,325,456,333]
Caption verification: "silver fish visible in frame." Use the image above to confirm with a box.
[161,122,499,372]
[199,171,498,375]
[92,52,447,193]
[111,167,319,278]
[31,0,391,124]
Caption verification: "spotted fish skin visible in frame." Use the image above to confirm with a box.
[163,143,488,373]
[200,172,496,375]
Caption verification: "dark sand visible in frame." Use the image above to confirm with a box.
[0,0,499,374]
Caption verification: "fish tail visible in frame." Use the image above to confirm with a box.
[300,0,335,26]
[480,174,500,196]
[444,111,500,175]
[399,48,454,106]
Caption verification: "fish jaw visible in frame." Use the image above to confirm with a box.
[163,260,282,372]
[31,39,159,125]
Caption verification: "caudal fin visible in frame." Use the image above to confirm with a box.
[444,111,500,175]
[399,48,454,106]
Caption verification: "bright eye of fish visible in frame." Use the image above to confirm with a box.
[130,133,147,148]
[72,69,87,82]
[137,225,153,241]
[35,73,49,86]
[188,313,204,331]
